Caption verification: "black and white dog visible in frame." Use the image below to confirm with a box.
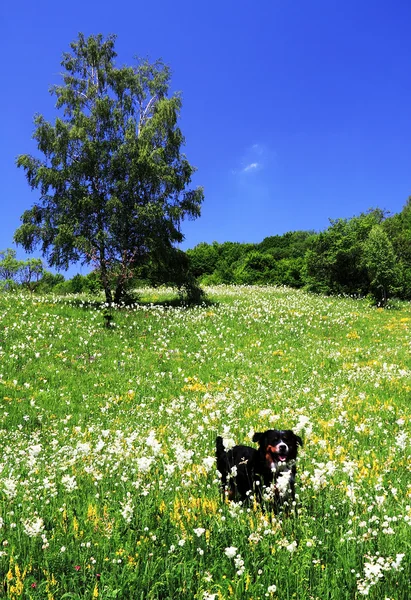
[216,430,303,510]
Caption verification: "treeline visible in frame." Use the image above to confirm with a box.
[187,199,411,305]
[2,199,410,305]
[0,249,100,294]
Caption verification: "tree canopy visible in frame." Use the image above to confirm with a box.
[15,33,204,303]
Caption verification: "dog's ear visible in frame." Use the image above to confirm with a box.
[252,432,264,444]
[295,434,303,447]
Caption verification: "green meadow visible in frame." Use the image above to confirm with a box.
[0,286,410,599]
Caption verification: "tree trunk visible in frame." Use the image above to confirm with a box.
[99,262,112,303]
[104,285,113,304]
[114,283,124,304]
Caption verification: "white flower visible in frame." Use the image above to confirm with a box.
[396,431,408,449]
[76,442,91,454]
[224,546,238,558]
[294,415,312,436]
[276,470,292,496]
[120,494,134,524]
[28,444,42,456]
[173,442,194,469]
[202,456,215,471]
[286,541,297,553]
[22,516,44,538]
[230,465,238,478]
[194,527,205,537]
[61,474,78,492]
[136,456,154,473]
[146,430,161,455]
[222,437,235,450]
[392,553,405,570]
[3,478,17,499]
[267,585,277,594]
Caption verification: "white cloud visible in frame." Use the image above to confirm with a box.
[243,162,259,172]
[231,142,274,176]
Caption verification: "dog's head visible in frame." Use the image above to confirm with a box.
[252,430,303,471]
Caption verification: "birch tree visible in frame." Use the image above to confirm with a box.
[15,33,204,303]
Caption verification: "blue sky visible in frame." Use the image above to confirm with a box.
[2,0,411,276]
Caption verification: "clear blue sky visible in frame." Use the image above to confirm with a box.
[2,0,411,276]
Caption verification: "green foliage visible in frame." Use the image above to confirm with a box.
[382,197,411,299]
[18,257,44,290]
[0,248,20,283]
[15,33,204,303]
[303,209,386,296]
[36,270,65,292]
[233,251,275,284]
[186,242,219,278]
[0,250,45,292]
[183,204,411,303]
[363,225,399,306]
[258,230,313,260]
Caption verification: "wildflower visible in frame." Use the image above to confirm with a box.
[202,456,215,471]
[120,494,134,524]
[276,470,292,496]
[22,516,44,538]
[3,477,17,499]
[61,474,78,492]
[396,431,407,449]
[234,554,245,576]
[145,430,161,455]
[136,456,154,473]
[224,547,238,558]
[74,565,81,571]
[194,527,205,537]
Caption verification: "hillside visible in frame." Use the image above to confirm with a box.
[0,286,410,599]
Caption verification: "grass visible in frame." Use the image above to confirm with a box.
[0,285,410,599]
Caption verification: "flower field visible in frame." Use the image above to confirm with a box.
[0,285,410,599]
